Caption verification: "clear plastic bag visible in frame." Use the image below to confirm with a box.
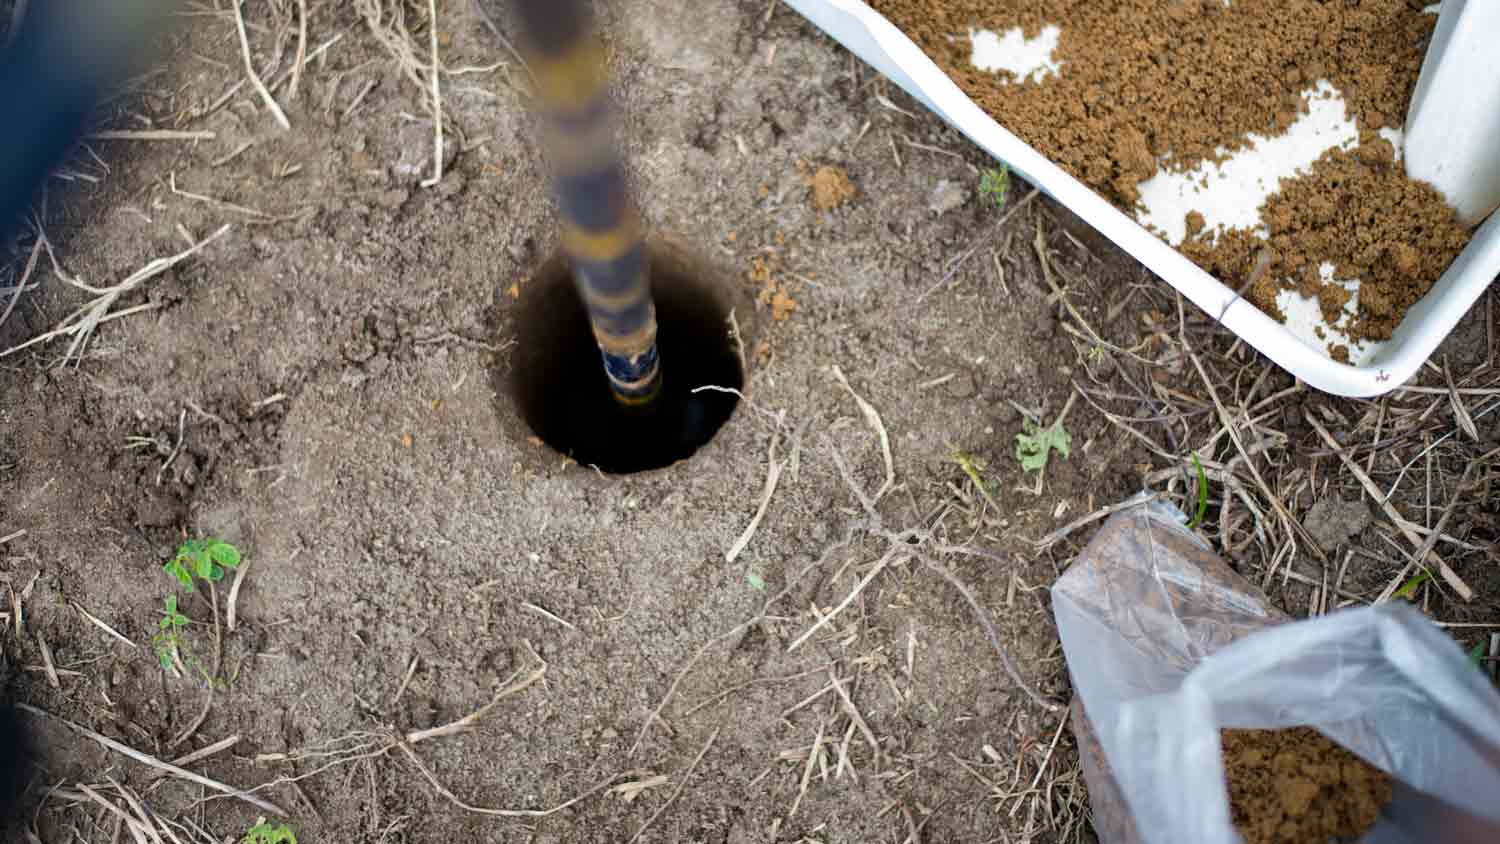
[1052,496,1500,844]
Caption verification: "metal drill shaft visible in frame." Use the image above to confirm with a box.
[511,0,661,405]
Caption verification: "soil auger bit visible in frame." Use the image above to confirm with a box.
[506,0,662,407]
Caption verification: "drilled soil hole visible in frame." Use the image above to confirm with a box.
[509,246,744,474]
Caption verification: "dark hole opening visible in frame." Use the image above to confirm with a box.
[510,249,743,474]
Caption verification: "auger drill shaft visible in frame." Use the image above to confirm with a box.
[512,0,661,405]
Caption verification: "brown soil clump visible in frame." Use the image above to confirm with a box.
[1180,141,1470,343]
[751,255,799,320]
[1222,727,1392,844]
[869,0,1434,204]
[807,163,858,210]
[869,0,1470,349]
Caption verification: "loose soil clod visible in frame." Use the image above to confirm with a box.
[805,164,857,211]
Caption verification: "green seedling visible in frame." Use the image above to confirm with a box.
[1187,453,1209,529]
[1015,419,1071,473]
[155,538,242,682]
[979,164,1011,208]
[746,571,767,591]
[150,593,190,671]
[1394,571,1432,601]
[164,538,241,591]
[243,819,297,844]
[1469,641,1486,669]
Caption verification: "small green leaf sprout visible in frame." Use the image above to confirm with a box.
[164,538,241,591]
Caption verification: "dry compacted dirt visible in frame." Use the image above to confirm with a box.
[1,2,1495,843]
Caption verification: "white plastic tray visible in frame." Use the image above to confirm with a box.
[785,0,1500,397]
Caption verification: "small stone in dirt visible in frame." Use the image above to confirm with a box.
[393,121,460,183]
[808,164,857,211]
[375,188,409,210]
[1302,497,1372,551]
[370,310,400,342]
[928,179,969,215]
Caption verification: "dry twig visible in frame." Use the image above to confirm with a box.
[419,0,444,187]
[1185,339,1320,561]
[832,365,895,501]
[18,703,284,815]
[231,0,290,129]
[396,740,641,819]
[0,231,45,333]
[921,553,1061,713]
[726,423,785,563]
[72,600,138,649]
[0,226,231,364]
[1308,417,1473,601]
[626,727,721,843]
[405,655,547,744]
[1373,460,1479,604]
[227,555,250,632]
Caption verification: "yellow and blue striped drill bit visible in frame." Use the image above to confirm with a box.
[511,0,661,406]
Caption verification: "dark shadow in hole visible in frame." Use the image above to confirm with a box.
[510,247,743,474]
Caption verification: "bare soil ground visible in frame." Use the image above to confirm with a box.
[1,2,1495,843]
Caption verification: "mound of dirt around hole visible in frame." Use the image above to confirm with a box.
[1222,726,1392,844]
[867,0,1470,351]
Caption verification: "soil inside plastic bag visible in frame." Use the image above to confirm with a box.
[1222,726,1393,844]
[1053,499,1422,844]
